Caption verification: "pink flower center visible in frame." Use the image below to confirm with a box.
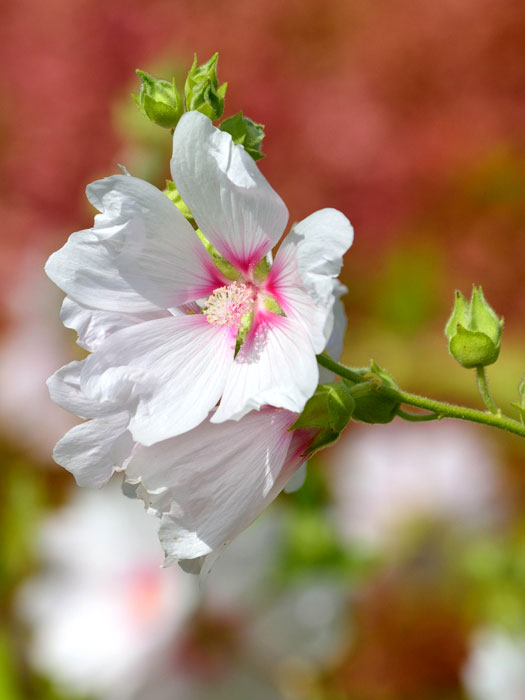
[203,282,254,328]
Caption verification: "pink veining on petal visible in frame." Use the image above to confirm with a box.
[220,242,270,280]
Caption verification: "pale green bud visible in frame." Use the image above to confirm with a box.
[445,286,503,368]
[184,53,227,121]
[133,70,183,129]
[219,112,265,161]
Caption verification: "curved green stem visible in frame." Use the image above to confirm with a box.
[476,366,498,414]
[316,354,525,439]
[396,407,439,422]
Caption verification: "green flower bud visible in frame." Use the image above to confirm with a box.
[219,112,265,161]
[350,361,400,424]
[133,70,184,129]
[292,382,355,457]
[445,286,503,368]
[184,53,227,121]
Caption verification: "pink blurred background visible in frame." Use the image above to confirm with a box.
[1,1,525,698]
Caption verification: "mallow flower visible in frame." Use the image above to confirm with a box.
[48,355,319,572]
[45,110,353,445]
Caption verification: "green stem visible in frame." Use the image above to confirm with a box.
[396,407,439,422]
[476,366,498,414]
[316,354,525,439]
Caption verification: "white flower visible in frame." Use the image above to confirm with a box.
[328,421,501,550]
[463,628,525,700]
[45,110,353,446]
[18,484,196,699]
[47,358,317,570]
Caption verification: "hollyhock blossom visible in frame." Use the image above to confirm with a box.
[18,485,196,699]
[45,110,353,446]
[48,355,315,571]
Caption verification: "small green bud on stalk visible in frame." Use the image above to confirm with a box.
[512,377,525,424]
[292,382,355,456]
[445,286,503,368]
[349,361,400,424]
[220,112,265,161]
[133,70,184,129]
[185,53,227,121]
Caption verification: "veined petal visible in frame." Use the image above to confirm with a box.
[171,112,288,274]
[53,412,133,488]
[46,175,224,313]
[60,297,170,352]
[265,208,352,352]
[212,310,318,423]
[81,315,235,445]
[47,361,117,420]
[125,409,298,564]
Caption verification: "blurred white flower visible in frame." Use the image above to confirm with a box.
[463,628,525,700]
[46,110,353,447]
[328,421,501,549]
[19,484,196,699]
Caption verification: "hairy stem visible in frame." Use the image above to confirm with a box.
[316,354,525,439]
[475,366,499,414]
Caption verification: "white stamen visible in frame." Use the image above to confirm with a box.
[203,282,254,328]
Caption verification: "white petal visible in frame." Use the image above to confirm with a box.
[266,208,353,352]
[46,175,223,313]
[318,281,348,383]
[81,315,235,445]
[212,311,318,423]
[60,297,170,351]
[47,361,117,420]
[126,409,297,563]
[53,412,133,487]
[171,112,288,273]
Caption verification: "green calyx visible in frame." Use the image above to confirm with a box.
[345,360,401,424]
[133,70,184,129]
[219,112,265,161]
[445,286,503,368]
[292,382,356,457]
[185,53,227,121]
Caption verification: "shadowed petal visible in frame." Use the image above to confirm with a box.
[171,112,288,274]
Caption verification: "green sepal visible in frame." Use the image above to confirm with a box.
[445,290,470,340]
[184,53,227,121]
[292,382,355,433]
[511,377,525,424]
[449,324,500,369]
[195,229,238,281]
[346,360,400,424]
[133,70,183,129]
[219,112,265,161]
[445,286,503,368]
[164,180,193,221]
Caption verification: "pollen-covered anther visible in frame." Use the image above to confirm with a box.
[203,282,254,328]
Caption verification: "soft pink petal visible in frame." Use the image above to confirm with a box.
[124,408,298,564]
[171,112,288,275]
[46,174,223,313]
[212,310,318,423]
[80,315,235,445]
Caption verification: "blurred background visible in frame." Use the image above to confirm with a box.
[1,0,525,698]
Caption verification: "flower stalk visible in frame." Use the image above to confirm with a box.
[316,354,525,440]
